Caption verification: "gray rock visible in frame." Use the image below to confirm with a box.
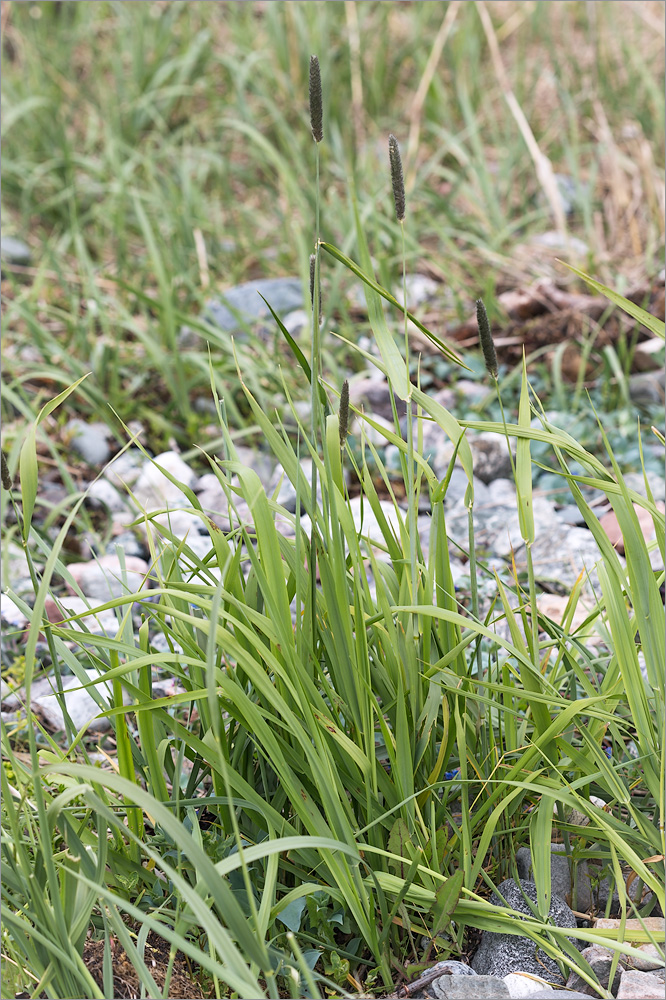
[418,427,512,487]
[530,231,589,258]
[432,387,457,411]
[487,478,518,506]
[87,479,128,513]
[528,993,589,999]
[470,432,514,484]
[233,447,276,490]
[349,374,405,423]
[66,554,149,602]
[31,667,131,734]
[616,969,665,999]
[203,277,303,336]
[268,459,322,514]
[628,370,665,407]
[554,173,589,217]
[442,467,476,508]
[447,496,555,560]
[503,972,555,997]
[555,505,587,527]
[431,962,478,977]
[104,449,144,489]
[106,532,145,560]
[623,471,665,502]
[132,451,196,512]
[515,845,592,914]
[348,495,403,550]
[565,945,624,996]
[431,975,509,999]
[393,273,440,309]
[589,871,651,919]
[516,846,574,909]
[1,235,32,265]
[471,880,578,982]
[410,960,478,997]
[1,594,29,629]
[1,542,41,598]
[457,380,490,407]
[281,308,309,336]
[64,419,111,466]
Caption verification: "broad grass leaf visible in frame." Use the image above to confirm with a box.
[432,869,464,935]
[387,818,413,878]
[530,794,554,919]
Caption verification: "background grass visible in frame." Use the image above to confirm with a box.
[1,3,665,999]
[2,0,664,453]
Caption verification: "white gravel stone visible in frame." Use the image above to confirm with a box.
[87,479,128,512]
[31,667,132,734]
[65,554,149,601]
[104,449,144,489]
[503,972,554,998]
[1,594,29,629]
[132,451,197,511]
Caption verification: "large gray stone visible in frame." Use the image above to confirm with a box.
[628,370,665,407]
[528,992,589,999]
[132,451,196,512]
[87,479,128,513]
[103,449,144,489]
[65,554,149,601]
[349,374,406,423]
[64,419,111,466]
[471,880,578,982]
[31,667,132,734]
[393,273,440,309]
[616,969,665,999]
[470,432,514,484]
[503,972,555,997]
[1,235,32,265]
[410,961,478,998]
[203,277,303,336]
[623,471,666,502]
[515,845,592,914]
[565,945,624,996]
[433,976,509,999]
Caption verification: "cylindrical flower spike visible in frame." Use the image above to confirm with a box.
[388,133,406,222]
[309,55,323,143]
[309,253,321,322]
[476,299,498,380]
[1,451,13,491]
[339,380,350,448]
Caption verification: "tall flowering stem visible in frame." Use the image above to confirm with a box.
[389,134,419,616]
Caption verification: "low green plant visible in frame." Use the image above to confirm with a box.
[2,27,665,1000]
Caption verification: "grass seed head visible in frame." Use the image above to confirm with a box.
[309,55,323,143]
[309,252,321,321]
[476,298,498,380]
[1,451,13,491]
[388,133,406,222]
[339,379,350,447]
